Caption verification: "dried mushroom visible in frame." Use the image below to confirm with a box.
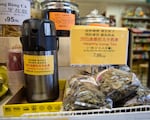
[63,75,111,111]
[124,86,150,107]
[96,68,140,107]
[63,67,148,111]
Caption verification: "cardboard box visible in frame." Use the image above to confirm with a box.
[3,80,66,117]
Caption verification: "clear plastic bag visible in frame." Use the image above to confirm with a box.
[96,68,141,107]
[63,75,112,111]
[124,86,150,107]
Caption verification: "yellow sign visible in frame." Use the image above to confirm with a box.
[70,26,129,65]
[24,54,54,75]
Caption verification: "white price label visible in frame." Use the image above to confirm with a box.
[0,0,30,25]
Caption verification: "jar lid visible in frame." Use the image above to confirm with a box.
[41,0,79,12]
[80,9,109,25]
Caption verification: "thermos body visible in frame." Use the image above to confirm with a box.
[20,19,59,102]
[24,51,59,102]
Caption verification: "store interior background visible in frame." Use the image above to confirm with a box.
[2,0,150,96]
[71,0,150,26]
[55,0,150,87]
[0,0,150,117]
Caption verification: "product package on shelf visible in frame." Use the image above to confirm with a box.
[0,37,24,95]
[63,67,150,111]
[0,65,9,99]
[96,68,141,107]
[63,75,112,111]
[0,0,30,95]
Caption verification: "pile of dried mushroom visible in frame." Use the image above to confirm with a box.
[63,67,150,111]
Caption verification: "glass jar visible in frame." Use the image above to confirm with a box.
[79,9,109,27]
[41,0,79,37]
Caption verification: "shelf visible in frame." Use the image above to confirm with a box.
[122,16,150,20]
[1,105,150,120]
[133,58,149,61]
[133,34,150,37]
[129,28,150,86]
[76,0,150,6]
[133,55,149,59]
[134,39,150,43]
[122,16,150,30]
[133,50,150,52]
[134,42,150,43]
[133,59,149,62]
[129,29,150,34]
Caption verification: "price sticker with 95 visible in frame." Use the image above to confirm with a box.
[0,0,30,25]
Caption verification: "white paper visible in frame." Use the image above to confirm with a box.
[0,0,30,25]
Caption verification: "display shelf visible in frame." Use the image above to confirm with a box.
[122,16,150,20]
[122,16,150,29]
[129,29,150,87]
[134,41,150,43]
[133,34,150,37]
[133,55,149,60]
[0,105,150,120]
[133,49,150,51]
[130,30,150,62]
[76,0,150,6]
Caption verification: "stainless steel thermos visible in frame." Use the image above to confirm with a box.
[20,19,59,102]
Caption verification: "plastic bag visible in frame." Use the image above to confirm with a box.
[63,75,112,111]
[96,68,141,107]
[124,86,150,107]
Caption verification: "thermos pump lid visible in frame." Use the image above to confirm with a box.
[20,19,57,51]
[22,19,56,36]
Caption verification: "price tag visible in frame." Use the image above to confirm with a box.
[70,26,129,65]
[0,0,30,25]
